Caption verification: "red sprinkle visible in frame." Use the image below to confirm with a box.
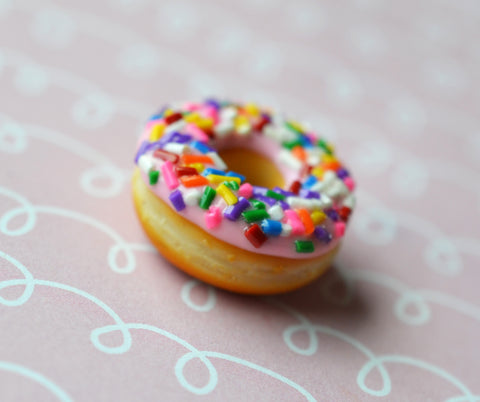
[244,224,267,248]
[153,149,179,164]
[165,112,183,125]
[338,206,352,222]
[175,166,198,177]
[253,116,269,132]
[289,180,301,195]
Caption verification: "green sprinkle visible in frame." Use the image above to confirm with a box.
[199,186,216,210]
[149,170,159,185]
[242,209,270,223]
[295,240,315,253]
[285,121,302,135]
[266,189,285,201]
[224,180,240,191]
[250,199,266,209]
[318,139,333,155]
[282,139,302,150]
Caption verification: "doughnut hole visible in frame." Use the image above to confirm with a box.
[218,148,285,188]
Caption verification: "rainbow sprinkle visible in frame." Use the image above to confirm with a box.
[135,99,355,253]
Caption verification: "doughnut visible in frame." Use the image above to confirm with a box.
[132,99,355,294]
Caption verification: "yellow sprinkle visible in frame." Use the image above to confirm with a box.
[188,163,204,173]
[207,174,241,185]
[149,123,165,141]
[322,154,338,163]
[196,118,214,130]
[288,120,305,133]
[184,112,200,123]
[245,103,260,116]
[234,115,249,128]
[311,166,324,178]
[163,109,174,117]
[217,183,238,205]
[311,210,326,225]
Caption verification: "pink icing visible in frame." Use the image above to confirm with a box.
[137,132,340,259]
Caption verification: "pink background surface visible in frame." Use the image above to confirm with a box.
[1,1,479,401]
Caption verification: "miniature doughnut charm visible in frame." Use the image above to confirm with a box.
[132,99,355,294]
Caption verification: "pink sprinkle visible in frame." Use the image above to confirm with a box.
[161,160,179,190]
[335,222,346,238]
[307,133,317,143]
[185,123,209,142]
[284,210,305,235]
[183,102,200,111]
[205,206,222,229]
[202,106,219,124]
[343,177,355,191]
[238,183,253,199]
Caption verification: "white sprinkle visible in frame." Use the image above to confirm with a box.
[267,204,284,221]
[138,154,155,174]
[207,152,227,170]
[214,119,234,137]
[325,179,349,199]
[343,194,356,209]
[220,106,237,120]
[322,170,337,186]
[286,196,324,210]
[164,119,186,135]
[164,143,189,154]
[183,188,201,206]
[319,195,333,209]
[278,149,302,171]
[281,223,292,237]
[310,180,327,193]
[306,148,322,165]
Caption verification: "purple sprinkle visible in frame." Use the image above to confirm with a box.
[205,99,220,109]
[314,226,332,243]
[252,186,268,197]
[169,190,185,211]
[224,197,250,221]
[278,200,290,210]
[336,168,349,179]
[255,194,276,206]
[325,209,340,222]
[134,140,149,163]
[261,112,271,123]
[157,130,178,148]
[171,132,193,144]
[273,187,295,197]
[299,189,320,199]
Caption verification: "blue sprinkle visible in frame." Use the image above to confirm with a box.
[226,171,246,183]
[300,135,313,148]
[148,106,168,121]
[261,219,283,236]
[190,140,212,154]
[303,175,317,189]
[202,167,225,176]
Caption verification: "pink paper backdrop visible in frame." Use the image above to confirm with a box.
[1,1,479,401]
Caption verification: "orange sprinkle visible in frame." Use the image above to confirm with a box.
[297,208,315,235]
[322,161,341,171]
[181,155,214,165]
[180,175,209,187]
[292,145,307,161]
